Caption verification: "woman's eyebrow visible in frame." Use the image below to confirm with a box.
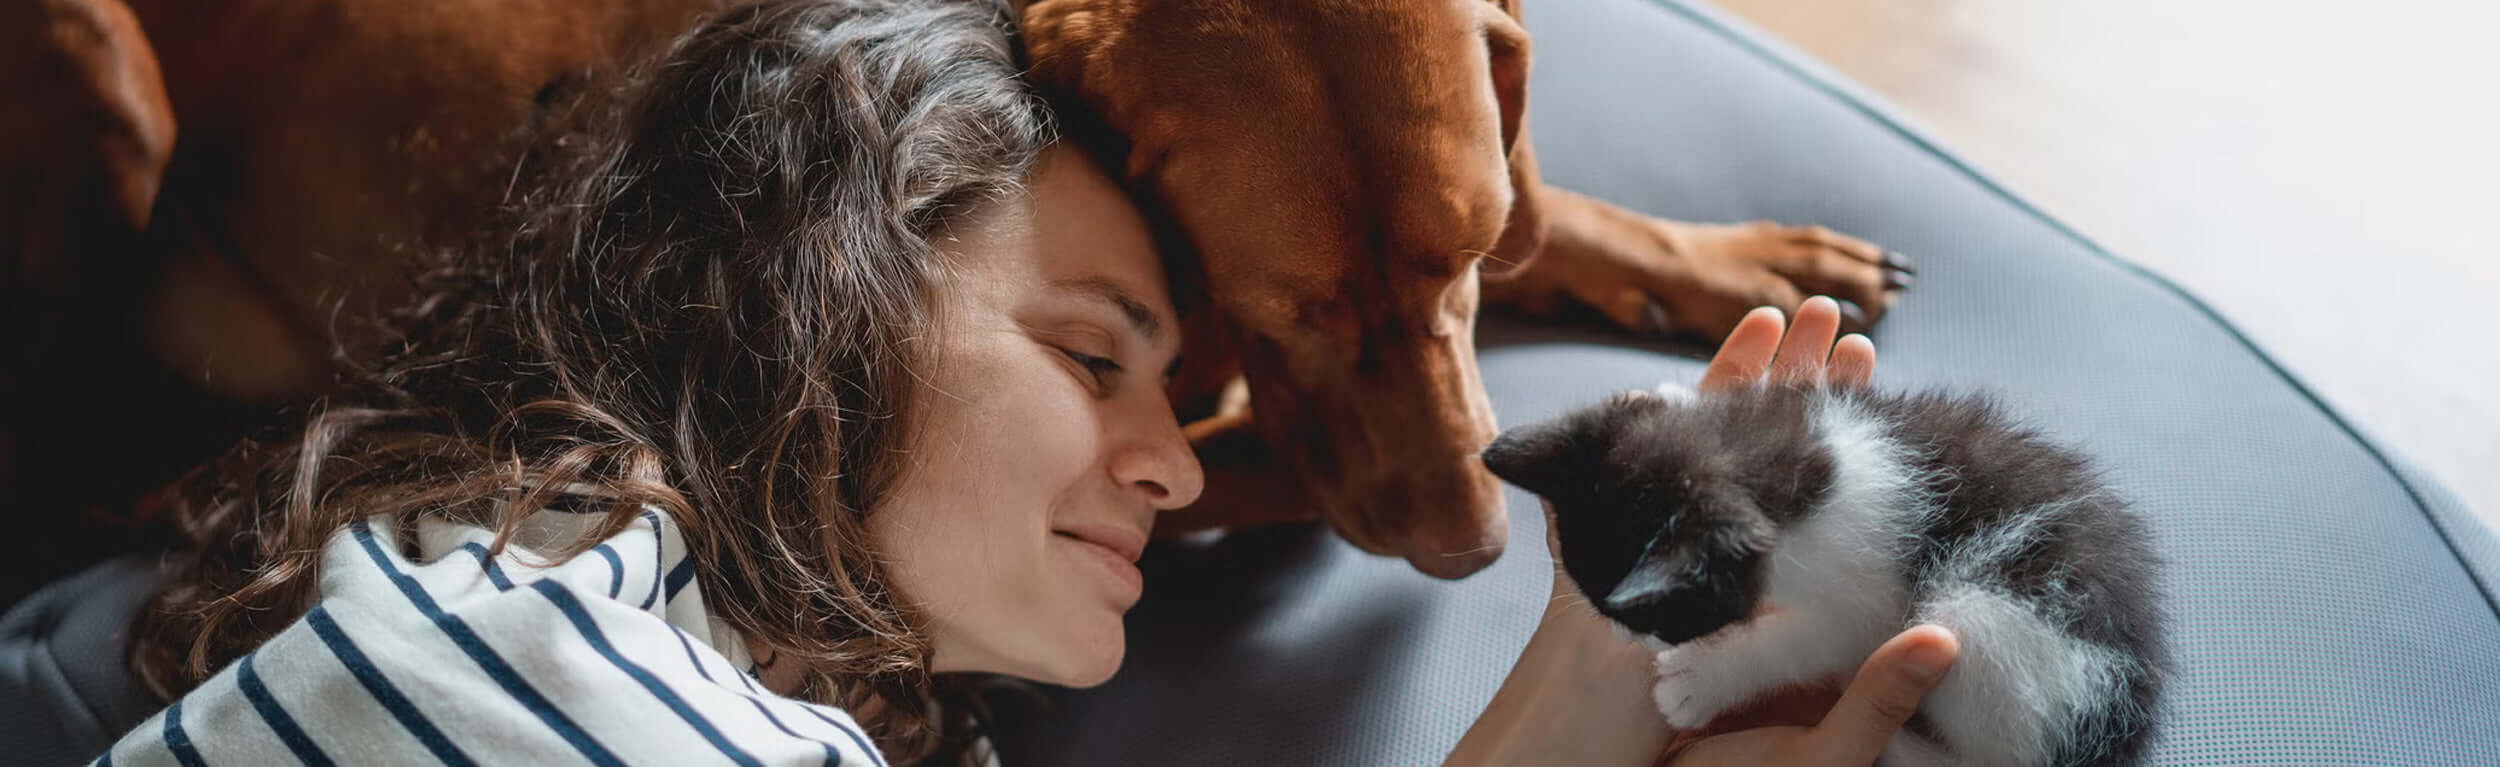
[1049,277,1164,342]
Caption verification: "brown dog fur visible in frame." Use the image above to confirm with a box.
[1,0,1903,590]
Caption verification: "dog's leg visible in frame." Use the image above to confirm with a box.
[1485,185,1912,341]
[1,0,184,602]
[2,0,174,272]
[3,0,176,382]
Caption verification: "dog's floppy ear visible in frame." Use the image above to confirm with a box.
[1477,1,1541,278]
[1480,1,1530,157]
[1018,0,1138,104]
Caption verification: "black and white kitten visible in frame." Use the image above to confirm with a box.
[1482,382,2166,767]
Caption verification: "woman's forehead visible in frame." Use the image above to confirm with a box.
[1027,146,1171,315]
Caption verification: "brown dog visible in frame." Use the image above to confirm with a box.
[2,0,1901,592]
[1020,0,1907,576]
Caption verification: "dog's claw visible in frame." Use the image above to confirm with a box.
[1883,251,1917,275]
[1641,300,1674,336]
[1835,298,1870,333]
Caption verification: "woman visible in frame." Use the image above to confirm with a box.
[97,0,1952,764]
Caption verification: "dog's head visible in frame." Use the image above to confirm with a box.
[1025,0,1536,578]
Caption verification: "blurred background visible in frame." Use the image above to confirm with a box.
[1711,0,2500,525]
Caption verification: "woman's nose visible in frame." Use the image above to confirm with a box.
[1111,409,1205,511]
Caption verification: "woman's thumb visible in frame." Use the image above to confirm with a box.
[1806,624,1959,764]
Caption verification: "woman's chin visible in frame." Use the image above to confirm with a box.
[1018,617,1128,688]
[1054,663,1121,689]
[933,612,1129,686]
[1050,630,1128,688]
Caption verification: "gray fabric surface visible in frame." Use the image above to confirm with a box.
[991,0,2500,764]
[1,556,161,766]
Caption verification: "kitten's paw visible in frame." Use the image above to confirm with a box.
[1653,381,1698,402]
[1651,649,1725,729]
[1653,645,1701,681]
[1651,675,1723,729]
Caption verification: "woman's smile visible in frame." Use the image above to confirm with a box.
[1053,525,1148,603]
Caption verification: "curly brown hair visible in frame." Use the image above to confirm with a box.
[128,0,1052,760]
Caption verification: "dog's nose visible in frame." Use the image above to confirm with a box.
[1340,458,1508,579]
[1407,542,1503,579]
[1402,518,1508,579]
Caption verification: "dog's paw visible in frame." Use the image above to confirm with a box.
[1503,207,1912,340]
[1666,221,1911,337]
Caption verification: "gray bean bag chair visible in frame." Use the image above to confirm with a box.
[989,0,2500,764]
[8,0,2496,764]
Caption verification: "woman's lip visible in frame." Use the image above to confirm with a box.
[1054,523,1147,563]
[1057,533,1145,596]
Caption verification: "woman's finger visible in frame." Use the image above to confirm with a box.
[1803,624,1959,765]
[1828,333,1876,389]
[1771,296,1843,385]
[1700,306,1787,392]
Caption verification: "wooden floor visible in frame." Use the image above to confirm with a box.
[1707,0,2500,525]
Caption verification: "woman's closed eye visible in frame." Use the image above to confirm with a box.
[1059,346,1125,395]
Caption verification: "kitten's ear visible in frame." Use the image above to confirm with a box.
[1480,418,1586,499]
[1485,393,1662,498]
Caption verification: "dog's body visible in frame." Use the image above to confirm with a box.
[2,0,732,598]
[4,0,1906,589]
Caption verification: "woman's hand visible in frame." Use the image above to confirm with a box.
[1698,296,1875,392]
[1445,544,1684,766]
[1664,625,1958,765]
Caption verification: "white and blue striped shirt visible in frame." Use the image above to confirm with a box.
[96,508,889,766]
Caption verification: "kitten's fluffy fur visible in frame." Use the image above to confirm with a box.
[1483,383,2165,766]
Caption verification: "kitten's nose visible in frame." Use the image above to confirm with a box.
[1605,579,1667,611]
[1605,544,1687,609]
[1599,555,1756,646]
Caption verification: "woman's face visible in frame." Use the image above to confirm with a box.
[870,145,1204,687]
